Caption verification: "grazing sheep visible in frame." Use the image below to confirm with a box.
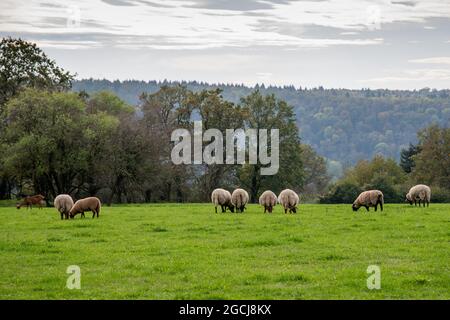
[54,194,74,220]
[406,184,431,207]
[16,194,45,210]
[278,189,299,214]
[259,190,277,213]
[69,197,101,219]
[211,188,234,213]
[231,188,249,213]
[352,190,384,212]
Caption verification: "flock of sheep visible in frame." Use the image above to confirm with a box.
[211,188,300,214]
[211,188,307,214]
[212,184,432,214]
[15,184,431,219]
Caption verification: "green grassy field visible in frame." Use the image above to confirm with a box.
[0,203,448,299]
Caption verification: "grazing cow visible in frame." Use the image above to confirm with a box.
[16,194,45,210]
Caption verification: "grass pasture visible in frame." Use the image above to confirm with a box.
[0,203,448,299]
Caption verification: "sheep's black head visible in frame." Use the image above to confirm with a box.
[405,194,413,205]
[291,207,297,213]
[16,203,21,209]
[352,204,359,211]
[229,205,235,213]
[268,206,273,213]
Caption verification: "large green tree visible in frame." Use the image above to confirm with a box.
[190,88,245,200]
[0,38,74,199]
[1,89,119,199]
[412,125,450,189]
[238,91,303,202]
[139,85,193,202]
[0,37,74,109]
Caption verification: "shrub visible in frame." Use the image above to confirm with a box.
[366,176,403,203]
[320,182,362,204]
[430,187,450,203]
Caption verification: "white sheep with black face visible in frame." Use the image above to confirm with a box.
[54,194,74,220]
[231,188,249,213]
[259,190,277,213]
[211,188,234,213]
[278,189,299,214]
[352,190,384,212]
[406,184,431,207]
[69,197,101,219]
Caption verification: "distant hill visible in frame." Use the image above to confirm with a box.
[72,79,450,168]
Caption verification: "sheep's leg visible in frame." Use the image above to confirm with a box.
[215,206,217,214]
[365,206,369,212]
[221,205,225,213]
[379,201,383,211]
[284,208,287,214]
[60,213,64,220]
[374,203,378,211]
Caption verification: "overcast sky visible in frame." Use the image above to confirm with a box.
[1,0,450,89]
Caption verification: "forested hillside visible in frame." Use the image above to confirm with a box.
[73,79,450,168]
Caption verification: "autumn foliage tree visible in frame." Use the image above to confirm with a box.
[411,125,450,189]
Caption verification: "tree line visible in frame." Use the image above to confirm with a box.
[1,37,448,204]
[0,38,330,203]
[73,79,450,176]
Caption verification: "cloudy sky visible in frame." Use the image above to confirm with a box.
[1,0,450,89]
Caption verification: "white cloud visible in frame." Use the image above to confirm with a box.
[32,40,102,49]
[0,0,449,50]
[409,57,450,64]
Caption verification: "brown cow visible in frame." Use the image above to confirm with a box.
[16,194,46,209]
